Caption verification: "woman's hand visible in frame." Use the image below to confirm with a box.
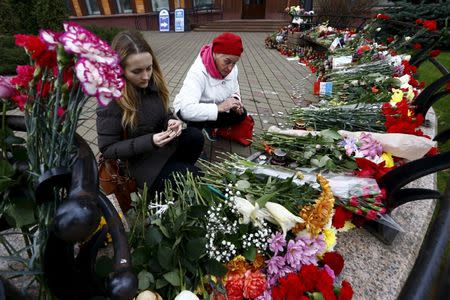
[217,98,242,113]
[153,131,175,147]
[167,119,183,137]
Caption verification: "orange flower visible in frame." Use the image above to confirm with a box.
[251,252,266,271]
[226,255,250,274]
[371,86,379,93]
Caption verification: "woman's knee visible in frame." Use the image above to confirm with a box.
[182,127,204,148]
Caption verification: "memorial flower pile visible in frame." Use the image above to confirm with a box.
[129,156,357,299]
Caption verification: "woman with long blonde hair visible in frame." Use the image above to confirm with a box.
[97,30,204,197]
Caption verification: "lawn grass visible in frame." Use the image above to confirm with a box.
[417,51,450,192]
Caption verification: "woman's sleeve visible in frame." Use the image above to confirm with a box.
[231,65,241,102]
[173,68,219,122]
[96,103,156,159]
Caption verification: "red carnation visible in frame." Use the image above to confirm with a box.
[11,95,28,111]
[430,49,441,57]
[299,264,320,291]
[243,270,266,299]
[225,273,244,300]
[322,251,345,276]
[332,206,353,229]
[423,20,437,31]
[415,19,423,25]
[376,14,390,20]
[11,65,36,89]
[412,43,422,49]
[338,280,354,300]
[271,284,286,300]
[316,270,336,300]
[386,37,394,44]
[426,147,438,156]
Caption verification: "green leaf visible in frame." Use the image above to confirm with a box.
[255,192,277,208]
[243,246,257,261]
[11,146,28,161]
[95,256,113,278]
[320,129,341,141]
[138,270,154,290]
[185,237,207,261]
[0,160,14,177]
[163,270,181,286]
[4,135,26,145]
[304,150,315,159]
[158,224,171,238]
[205,259,227,277]
[6,196,35,227]
[145,226,163,247]
[131,247,150,267]
[155,278,168,289]
[188,205,209,218]
[157,245,174,270]
[0,177,13,193]
[235,179,251,190]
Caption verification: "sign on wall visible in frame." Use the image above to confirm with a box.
[174,8,185,32]
[159,9,170,32]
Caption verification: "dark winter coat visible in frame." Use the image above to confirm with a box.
[96,83,177,188]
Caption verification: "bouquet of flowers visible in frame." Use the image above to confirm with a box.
[0,21,123,294]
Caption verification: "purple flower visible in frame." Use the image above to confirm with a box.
[0,76,16,98]
[60,22,118,65]
[255,290,272,300]
[359,133,382,158]
[340,136,358,156]
[285,239,304,269]
[266,255,285,275]
[268,231,286,254]
[75,58,124,106]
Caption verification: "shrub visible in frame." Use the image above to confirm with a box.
[0,35,28,75]
[85,26,126,43]
[314,0,376,28]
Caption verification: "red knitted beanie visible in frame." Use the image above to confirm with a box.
[212,32,243,56]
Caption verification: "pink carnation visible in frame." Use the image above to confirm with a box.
[0,76,16,98]
[60,22,118,65]
[243,270,267,299]
[75,58,124,106]
[39,29,61,50]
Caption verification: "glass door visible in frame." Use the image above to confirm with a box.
[242,0,265,19]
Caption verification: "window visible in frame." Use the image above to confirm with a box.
[151,0,169,12]
[116,0,133,13]
[193,0,213,10]
[85,0,100,15]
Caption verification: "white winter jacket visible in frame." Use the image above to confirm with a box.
[173,54,241,122]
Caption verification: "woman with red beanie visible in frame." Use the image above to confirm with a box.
[173,32,247,140]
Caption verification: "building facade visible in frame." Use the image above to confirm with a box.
[66,0,299,30]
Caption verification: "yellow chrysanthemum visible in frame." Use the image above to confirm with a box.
[405,87,415,102]
[382,152,394,168]
[337,220,356,232]
[390,88,403,104]
[296,175,335,236]
[323,228,337,252]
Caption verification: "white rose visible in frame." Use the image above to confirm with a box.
[175,291,199,300]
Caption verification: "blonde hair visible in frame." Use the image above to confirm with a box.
[111,30,170,129]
